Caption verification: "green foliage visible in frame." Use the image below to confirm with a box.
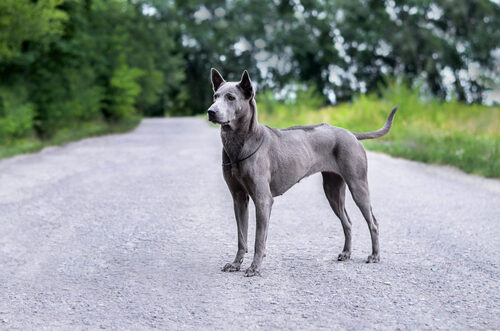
[0,0,183,148]
[0,84,35,140]
[0,0,67,61]
[257,86,326,128]
[258,81,500,178]
[62,68,104,122]
[28,64,104,136]
[143,0,499,112]
[107,61,145,121]
[328,0,500,103]
[135,68,164,114]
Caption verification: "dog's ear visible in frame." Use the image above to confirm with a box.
[211,68,225,92]
[238,70,254,99]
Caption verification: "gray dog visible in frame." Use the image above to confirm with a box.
[208,69,397,277]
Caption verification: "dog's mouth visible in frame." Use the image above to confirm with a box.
[208,117,230,126]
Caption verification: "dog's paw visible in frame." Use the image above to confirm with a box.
[244,265,261,277]
[366,254,380,263]
[221,263,240,272]
[337,252,351,261]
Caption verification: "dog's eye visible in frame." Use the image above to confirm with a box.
[226,94,235,101]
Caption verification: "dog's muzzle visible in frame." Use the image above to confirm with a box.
[208,108,228,125]
[207,108,218,122]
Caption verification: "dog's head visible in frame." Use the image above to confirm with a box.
[207,68,254,126]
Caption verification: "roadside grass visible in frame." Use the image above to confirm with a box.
[257,83,500,178]
[0,116,141,159]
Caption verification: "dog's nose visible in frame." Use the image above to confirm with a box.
[207,108,217,118]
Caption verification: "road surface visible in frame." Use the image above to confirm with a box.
[0,118,499,329]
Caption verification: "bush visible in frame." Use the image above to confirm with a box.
[105,61,145,121]
[62,68,104,122]
[0,0,183,159]
[0,84,35,140]
[29,65,104,137]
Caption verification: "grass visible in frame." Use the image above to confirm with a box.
[257,82,500,178]
[0,116,141,159]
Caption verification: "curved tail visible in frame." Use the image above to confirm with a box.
[353,106,398,140]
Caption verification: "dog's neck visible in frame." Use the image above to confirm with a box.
[220,98,264,163]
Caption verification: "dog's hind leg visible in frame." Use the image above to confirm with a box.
[346,178,380,263]
[322,172,352,261]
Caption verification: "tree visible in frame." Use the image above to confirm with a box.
[0,0,67,62]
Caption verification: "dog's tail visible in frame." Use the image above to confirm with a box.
[352,106,398,140]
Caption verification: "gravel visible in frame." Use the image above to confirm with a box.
[0,117,499,329]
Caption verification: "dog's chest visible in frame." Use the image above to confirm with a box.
[229,165,240,177]
[229,164,248,180]
[225,164,255,192]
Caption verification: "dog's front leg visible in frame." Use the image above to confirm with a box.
[222,191,249,272]
[245,193,273,277]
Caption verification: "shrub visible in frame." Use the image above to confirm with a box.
[105,61,145,121]
[0,84,35,140]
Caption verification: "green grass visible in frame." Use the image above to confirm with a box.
[258,83,500,178]
[0,116,141,159]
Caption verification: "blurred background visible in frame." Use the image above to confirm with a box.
[0,0,499,176]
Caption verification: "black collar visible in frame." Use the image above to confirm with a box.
[222,135,265,168]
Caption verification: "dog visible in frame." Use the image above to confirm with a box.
[208,69,397,277]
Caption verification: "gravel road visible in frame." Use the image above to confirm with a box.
[0,118,499,329]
